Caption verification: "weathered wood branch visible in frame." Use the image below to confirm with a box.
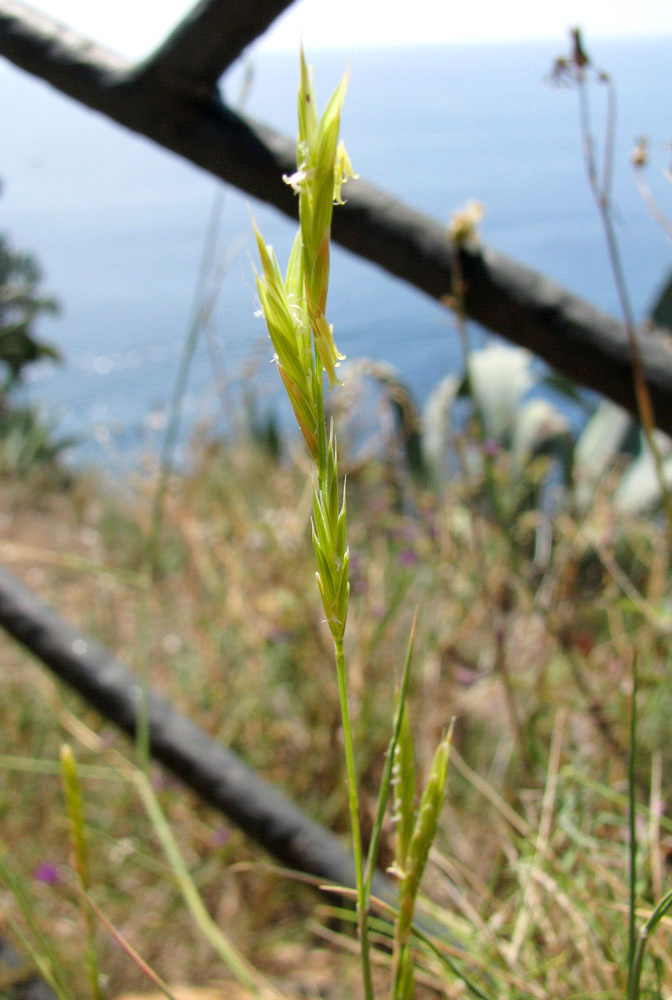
[2,0,672,432]
[0,564,397,903]
[131,0,295,96]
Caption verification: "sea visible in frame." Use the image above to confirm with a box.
[1,37,671,468]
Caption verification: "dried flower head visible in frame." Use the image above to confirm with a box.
[570,27,590,70]
[448,199,484,247]
[631,137,649,169]
[33,861,62,886]
[548,27,609,88]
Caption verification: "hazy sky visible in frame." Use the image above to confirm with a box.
[20,0,672,61]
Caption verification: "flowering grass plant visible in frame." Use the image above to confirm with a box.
[254,51,453,1000]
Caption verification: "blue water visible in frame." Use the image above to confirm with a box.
[1,38,671,466]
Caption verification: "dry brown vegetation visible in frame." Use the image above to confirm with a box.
[1,427,671,998]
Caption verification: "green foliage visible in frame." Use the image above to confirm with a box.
[0,405,76,479]
[392,705,415,874]
[0,210,69,477]
[0,232,60,395]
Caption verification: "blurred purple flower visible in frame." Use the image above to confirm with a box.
[368,496,389,517]
[455,666,478,686]
[33,861,61,886]
[397,548,419,567]
[266,626,291,643]
[348,552,367,595]
[483,439,501,458]
[211,825,231,847]
[150,766,180,791]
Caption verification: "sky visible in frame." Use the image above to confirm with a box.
[16,0,672,61]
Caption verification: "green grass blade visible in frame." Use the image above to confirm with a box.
[60,744,105,1000]
[363,608,418,900]
[627,657,638,998]
[132,770,280,1000]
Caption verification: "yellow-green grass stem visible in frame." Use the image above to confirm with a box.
[60,744,105,1000]
[334,635,374,1000]
[392,721,454,998]
[363,610,418,904]
[628,886,672,1000]
[80,890,178,1000]
[133,771,281,1000]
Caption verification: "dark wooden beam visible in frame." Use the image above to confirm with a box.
[1,0,672,432]
[0,563,396,908]
[131,0,296,96]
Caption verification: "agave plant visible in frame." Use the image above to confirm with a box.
[0,231,60,396]
[333,344,573,519]
[573,399,672,515]
[573,267,672,515]
[337,326,672,519]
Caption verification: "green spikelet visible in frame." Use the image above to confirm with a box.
[393,720,455,999]
[253,224,318,459]
[312,424,349,640]
[60,744,105,1000]
[392,702,416,877]
[60,744,88,889]
[394,941,415,1000]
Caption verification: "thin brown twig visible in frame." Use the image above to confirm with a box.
[569,31,672,536]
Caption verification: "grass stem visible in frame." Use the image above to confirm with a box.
[334,637,374,1000]
[627,655,638,997]
[576,66,672,538]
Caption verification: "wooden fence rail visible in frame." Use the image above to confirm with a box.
[0,563,396,905]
